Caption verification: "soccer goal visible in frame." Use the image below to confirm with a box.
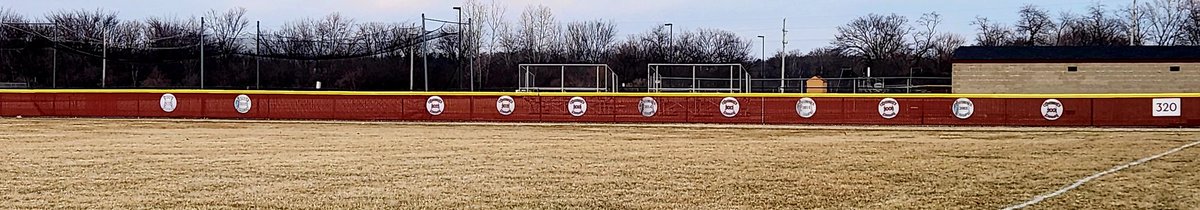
[647,64,750,93]
[517,64,620,92]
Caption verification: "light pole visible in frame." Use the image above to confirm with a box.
[52,23,58,88]
[200,17,205,89]
[780,18,788,93]
[421,13,428,91]
[757,35,766,71]
[454,6,471,91]
[255,21,261,89]
[467,18,474,91]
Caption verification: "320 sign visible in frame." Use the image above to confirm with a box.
[1152,98,1182,117]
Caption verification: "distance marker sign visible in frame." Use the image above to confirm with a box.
[1152,98,1181,117]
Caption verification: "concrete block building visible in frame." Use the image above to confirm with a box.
[952,46,1200,94]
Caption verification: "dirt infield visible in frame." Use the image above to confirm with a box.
[1,118,1198,209]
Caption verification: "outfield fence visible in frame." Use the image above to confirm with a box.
[1,90,1198,127]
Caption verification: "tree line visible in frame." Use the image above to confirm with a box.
[1,1,1189,91]
[972,0,1200,46]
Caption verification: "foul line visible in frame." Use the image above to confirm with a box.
[1002,139,1200,210]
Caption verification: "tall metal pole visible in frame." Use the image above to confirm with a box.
[421,13,428,91]
[468,18,474,91]
[665,23,673,61]
[454,7,467,91]
[758,35,766,92]
[52,24,57,88]
[102,26,107,88]
[410,37,415,91]
[200,17,205,89]
[410,35,415,90]
[780,18,788,93]
[1132,0,1138,46]
[255,21,261,89]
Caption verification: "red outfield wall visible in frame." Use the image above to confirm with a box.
[2,91,1199,127]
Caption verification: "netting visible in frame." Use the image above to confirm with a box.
[0,21,462,89]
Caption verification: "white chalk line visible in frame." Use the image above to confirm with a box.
[1002,139,1200,210]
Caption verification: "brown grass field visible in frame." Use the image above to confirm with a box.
[1,118,1199,209]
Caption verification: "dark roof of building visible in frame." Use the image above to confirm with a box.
[953,46,1200,63]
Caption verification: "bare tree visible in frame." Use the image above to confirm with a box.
[517,5,560,62]
[205,7,249,52]
[1121,1,1149,45]
[48,9,119,45]
[564,20,616,62]
[1063,3,1130,46]
[834,13,911,63]
[0,7,25,40]
[1143,0,1188,45]
[1184,0,1200,44]
[912,12,942,58]
[971,16,1014,46]
[1014,4,1057,46]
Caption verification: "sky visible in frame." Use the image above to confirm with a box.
[3,0,1137,58]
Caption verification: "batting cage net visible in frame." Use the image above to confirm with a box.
[518,64,619,92]
[647,64,750,93]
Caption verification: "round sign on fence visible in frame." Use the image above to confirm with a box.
[720,97,740,118]
[568,97,588,117]
[639,97,658,117]
[1041,99,1063,121]
[878,98,900,119]
[952,98,974,120]
[160,93,177,113]
[426,96,445,116]
[233,94,252,114]
[796,98,817,118]
[496,96,515,116]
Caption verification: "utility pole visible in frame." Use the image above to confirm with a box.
[52,23,57,88]
[410,36,416,91]
[780,18,788,93]
[200,17,205,89]
[102,26,107,88]
[256,21,261,89]
[1132,0,1138,46]
[757,35,766,88]
[468,18,474,91]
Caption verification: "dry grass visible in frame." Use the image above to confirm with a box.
[0,118,1198,209]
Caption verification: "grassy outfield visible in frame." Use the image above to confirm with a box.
[0,119,1197,209]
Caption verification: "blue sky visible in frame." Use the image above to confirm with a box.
[4,0,1135,57]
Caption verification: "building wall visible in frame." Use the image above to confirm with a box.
[953,62,1200,94]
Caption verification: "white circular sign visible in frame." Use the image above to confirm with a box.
[1041,99,1064,121]
[952,98,975,120]
[719,97,740,118]
[878,98,900,119]
[568,97,588,117]
[639,97,658,117]
[234,94,252,114]
[160,93,177,113]
[496,96,515,116]
[426,96,445,116]
[796,98,817,118]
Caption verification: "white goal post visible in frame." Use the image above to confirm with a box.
[647,63,750,93]
[518,64,620,92]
